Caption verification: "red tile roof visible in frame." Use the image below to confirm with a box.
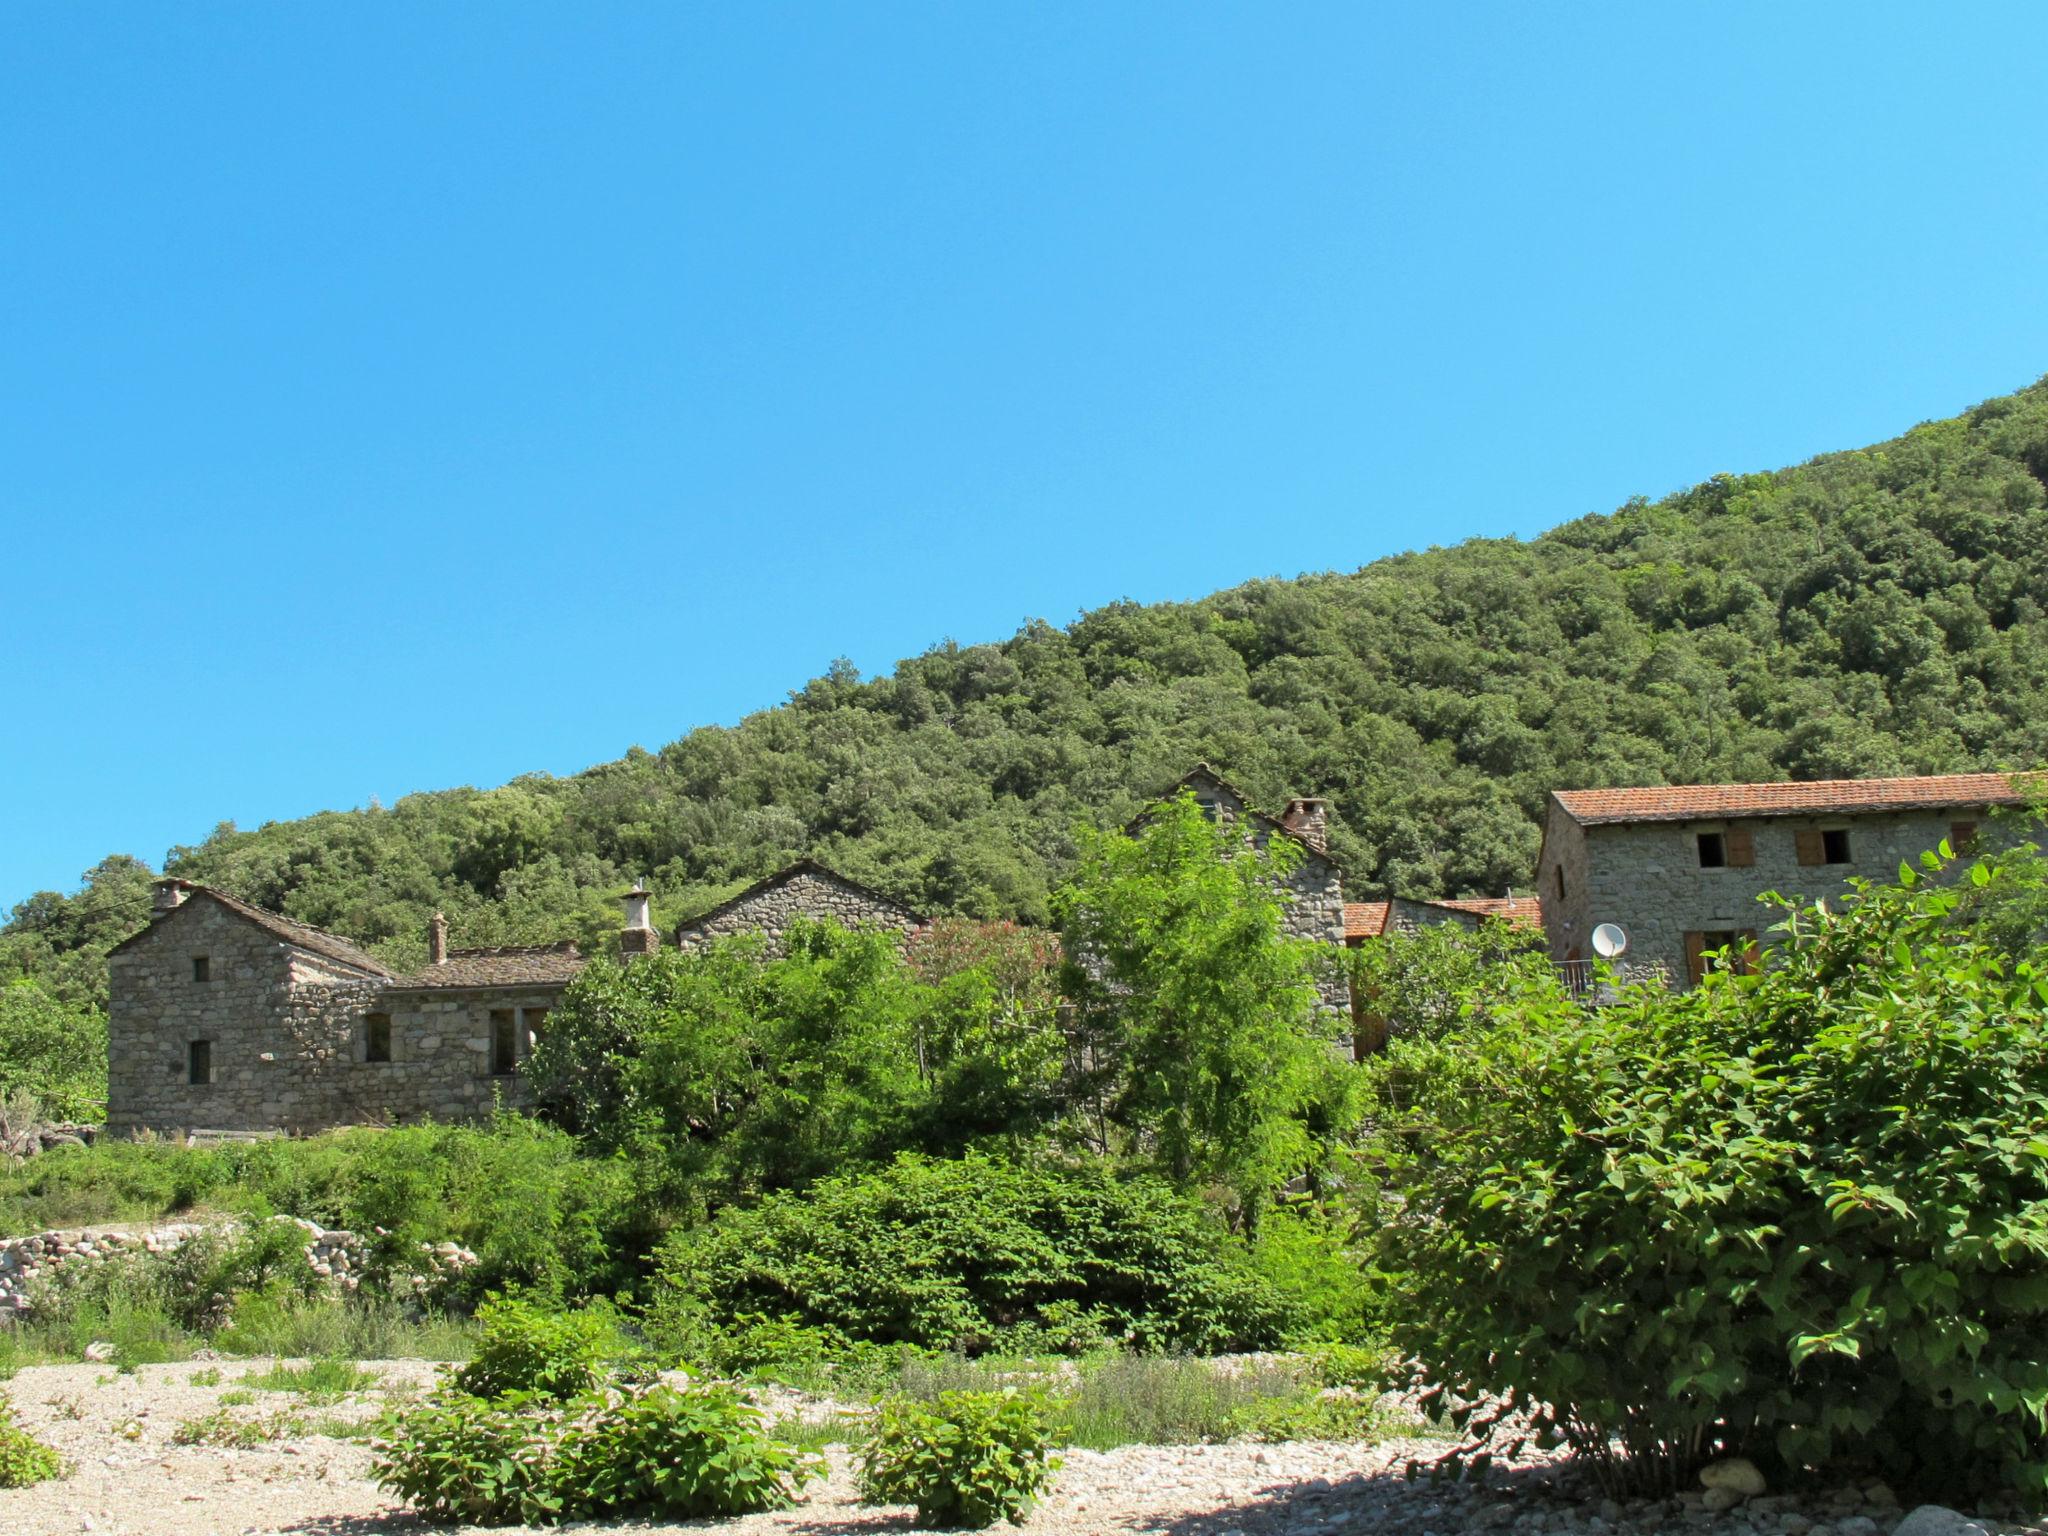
[1343,902,1391,940]
[1552,772,2037,826]
[1431,896,1544,930]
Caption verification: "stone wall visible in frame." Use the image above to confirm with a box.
[107,900,382,1137]
[675,867,922,958]
[1558,809,1979,987]
[106,898,555,1137]
[0,1216,477,1320]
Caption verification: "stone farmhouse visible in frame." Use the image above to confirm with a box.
[100,763,2036,1139]
[1536,771,2034,990]
[673,859,924,956]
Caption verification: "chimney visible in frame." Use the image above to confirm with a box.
[428,912,448,966]
[1279,797,1330,853]
[152,877,193,912]
[619,882,660,958]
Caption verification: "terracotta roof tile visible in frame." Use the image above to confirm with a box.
[1431,896,1544,931]
[392,943,587,990]
[1343,901,1392,940]
[1553,772,2036,826]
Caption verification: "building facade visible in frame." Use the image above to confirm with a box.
[672,860,924,956]
[1535,772,2030,989]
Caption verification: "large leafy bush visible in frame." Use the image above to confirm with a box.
[373,1379,816,1525]
[649,1150,1290,1357]
[449,1294,626,1402]
[857,1388,1060,1528]
[1370,844,2048,1499]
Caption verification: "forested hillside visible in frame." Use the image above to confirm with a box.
[10,378,2048,1002]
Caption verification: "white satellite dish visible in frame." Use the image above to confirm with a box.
[1590,923,1629,959]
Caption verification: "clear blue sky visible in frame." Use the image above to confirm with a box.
[5,4,2048,909]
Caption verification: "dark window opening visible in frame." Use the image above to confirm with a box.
[1685,929,1759,986]
[525,1008,548,1040]
[1696,832,1727,868]
[188,1039,212,1085]
[1553,866,1566,902]
[490,1010,517,1076]
[1950,820,1979,853]
[1821,828,1852,864]
[192,956,210,983]
[365,1013,392,1064]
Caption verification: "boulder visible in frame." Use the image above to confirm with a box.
[1699,1458,1768,1499]
[1891,1507,1993,1536]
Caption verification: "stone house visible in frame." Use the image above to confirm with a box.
[104,881,668,1138]
[672,860,925,957]
[1535,771,2032,990]
[1341,894,1543,1054]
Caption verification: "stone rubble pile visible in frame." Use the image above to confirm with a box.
[0,1215,478,1318]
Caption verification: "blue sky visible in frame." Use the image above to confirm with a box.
[5,4,2048,908]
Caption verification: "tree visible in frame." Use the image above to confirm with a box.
[0,979,107,1121]
[1051,791,1340,1225]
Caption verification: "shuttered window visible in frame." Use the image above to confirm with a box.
[1725,827,1755,867]
[1950,821,1979,853]
[1685,930,1760,986]
[1794,829,1825,866]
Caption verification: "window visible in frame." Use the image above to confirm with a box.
[1552,866,1565,903]
[489,1010,518,1076]
[1696,832,1727,868]
[1949,820,1979,853]
[524,1008,548,1041]
[1684,930,1759,986]
[192,956,210,983]
[188,1039,213,1085]
[365,1013,392,1064]
[1795,828,1853,866]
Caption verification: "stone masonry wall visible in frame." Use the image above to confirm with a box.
[107,899,552,1137]
[1574,809,1982,987]
[675,868,921,958]
[107,901,383,1137]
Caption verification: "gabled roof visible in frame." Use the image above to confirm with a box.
[1144,763,1337,865]
[1343,895,1543,941]
[1431,895,1544,931]
[674,858,923,936]
[108,885,394,977]
[390,942,586,991]
[1551,772,2036,827]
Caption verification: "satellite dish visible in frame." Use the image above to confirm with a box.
[1590,923,1629,959]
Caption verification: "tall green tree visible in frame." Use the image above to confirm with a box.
[1052,791,1341,1224]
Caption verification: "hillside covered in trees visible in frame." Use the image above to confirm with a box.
[9,377,2048,1003]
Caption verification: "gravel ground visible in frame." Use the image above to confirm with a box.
[0,1360,2038,1536]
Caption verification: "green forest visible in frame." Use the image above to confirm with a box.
[8,376,2048,1010]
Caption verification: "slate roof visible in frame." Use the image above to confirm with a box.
[674,859,923,936]
[1551,772,2035,827]
[390,943,587,991]
[109,884,394,977]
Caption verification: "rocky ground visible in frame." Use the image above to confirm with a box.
[0,1360,2036,1536]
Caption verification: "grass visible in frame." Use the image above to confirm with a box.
[243,1357,384,1404]
[171,1408,309,1448]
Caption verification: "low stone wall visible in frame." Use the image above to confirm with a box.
[0,1215,478,1320]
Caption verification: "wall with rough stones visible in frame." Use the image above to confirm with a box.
[107,900,381,1138]
[674,868,921,957]
[1545,808,1981,987]
[0,1216,477,1320]
[106,899,553,1137]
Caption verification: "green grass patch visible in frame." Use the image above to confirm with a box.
[242,1356,383,1404]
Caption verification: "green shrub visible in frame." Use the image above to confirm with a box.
[450,1294,625,1402]
[373,1381,818,1525]
[1368,846,2048,1500]
[1248,1198,1384,1345]
[857,1388,1060,1528]
[1058,1353,1310,1449]
[0,1392,66,1487]
[371,1389,562,1525]
[171,1407,307,1448]
[552,1382,820,1519]
[651,1151,1289,1357]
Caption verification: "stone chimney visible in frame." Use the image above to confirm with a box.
[428,912,449,966]
[1279,798,1330,853]
[619,883,660,958]
[152,877,194,912]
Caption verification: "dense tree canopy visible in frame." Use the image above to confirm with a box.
[8,378,2048,993]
